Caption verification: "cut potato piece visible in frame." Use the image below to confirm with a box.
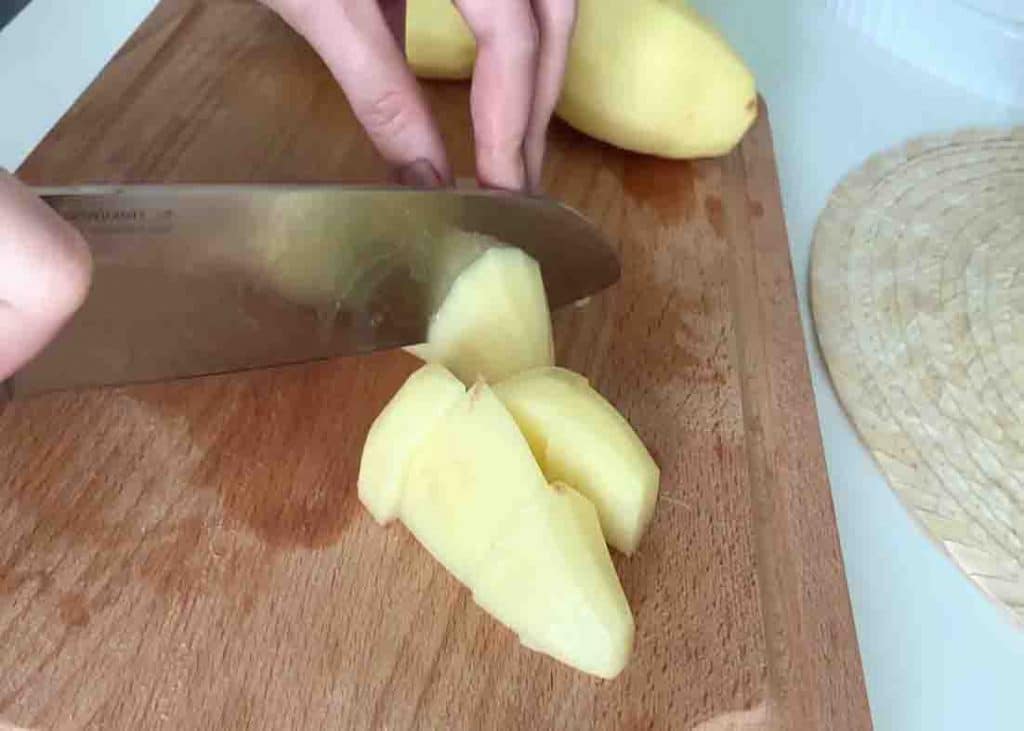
[358,364,465,524]
[409,246,554,384]
[494,367,660,554]
[417,229,490,315]
[397,379,633,677]
[406,0,475,80]
[399,381,546,584]
[473,481,634,679]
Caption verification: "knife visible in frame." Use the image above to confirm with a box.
[7,185,620,397]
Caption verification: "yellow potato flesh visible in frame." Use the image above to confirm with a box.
[408,246,555,385]
[406,0,474,80]
[405,0,757,157]
[495,367,660,554]
[558,0,757,158]
[399,381,546,585]
[472,481,634,679]
[357,363,465,524]
[416,228,489,315]
[396,378,634,677]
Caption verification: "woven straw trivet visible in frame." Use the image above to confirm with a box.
[811,127,1024,624]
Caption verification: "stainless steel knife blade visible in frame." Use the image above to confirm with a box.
[10,185,620,396]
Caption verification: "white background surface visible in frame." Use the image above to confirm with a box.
[2,1,1023,728]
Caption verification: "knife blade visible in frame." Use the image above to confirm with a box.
[9,185,620,397]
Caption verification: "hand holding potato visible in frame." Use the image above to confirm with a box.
[261,0,577,191]
[407,0,759,159]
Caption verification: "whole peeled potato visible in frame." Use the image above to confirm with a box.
[559,1,757,158]
[405,0,757,158]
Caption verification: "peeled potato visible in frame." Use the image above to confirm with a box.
[406,0,475,79]
[417,228,490,314]
[357,363,465,523]
[407,245,555,384]
[558,0,757,158]
[399,381,549,584]
[472,480,634,679]
[405,0,757,157]
[396,378,635,678]
[495,367,660,554]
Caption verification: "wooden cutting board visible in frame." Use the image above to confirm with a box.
[0,2,870,728]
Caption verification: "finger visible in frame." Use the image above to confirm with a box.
[524,0,576,191]
[454,0,538,190]
[378,0,406,49]
[0,170,92,379]
[265,0,449,184]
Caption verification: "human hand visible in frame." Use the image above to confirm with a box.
[0,170,93,382]
[261,0,576,191]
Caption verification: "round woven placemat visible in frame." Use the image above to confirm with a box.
[811,127,1024,624]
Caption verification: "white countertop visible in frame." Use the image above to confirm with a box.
[2,1,1023,728]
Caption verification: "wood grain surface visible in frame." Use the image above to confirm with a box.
[0,1,870,728]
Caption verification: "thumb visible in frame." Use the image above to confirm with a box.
[0,170,93,379]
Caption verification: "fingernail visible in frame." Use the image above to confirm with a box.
[396,159,442,189]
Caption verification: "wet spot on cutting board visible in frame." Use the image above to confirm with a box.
[704,195,726,239]
[58,592,91,628]
[134,353,417,550]
[713,437,725,463]
[749,200,764,219]
[621,154,697,226]
[0,569,51,598]
[138,514,209,597]
[0,570,15,596]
